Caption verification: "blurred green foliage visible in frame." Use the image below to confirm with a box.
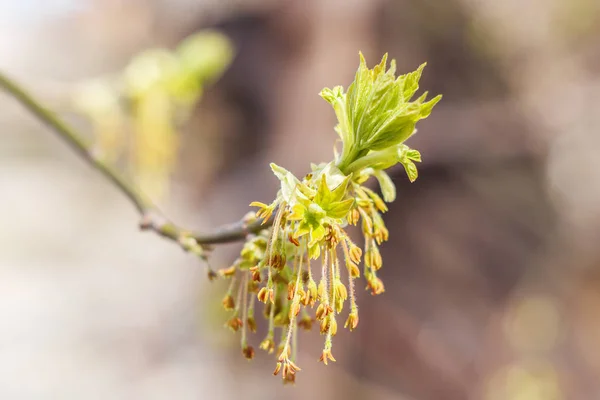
[73,30,234,199]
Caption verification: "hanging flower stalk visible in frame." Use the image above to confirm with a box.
[218,53,441,383]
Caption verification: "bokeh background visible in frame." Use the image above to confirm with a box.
[2,0,600,399]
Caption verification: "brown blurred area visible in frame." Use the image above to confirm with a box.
[2,0,600,399]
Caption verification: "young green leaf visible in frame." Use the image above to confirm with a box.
[398,145,422,183]
[320,53,441,174]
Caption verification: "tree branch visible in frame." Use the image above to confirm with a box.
[0,71,273,266]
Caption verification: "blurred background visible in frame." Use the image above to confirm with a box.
[1,0,600,399]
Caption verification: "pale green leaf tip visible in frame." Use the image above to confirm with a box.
[270,162,286,176]
[388,59,397,75]
[358,51,368,70]
[319,88,332,101]
[378,53,389,69]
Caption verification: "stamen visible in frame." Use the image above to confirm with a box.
[240,272,254,359]
[329,247,336,308]
[222,273,238,310]
[265,202,287,299]
[247,292,257,333]
[319,247,330,305]
[282,245,304,358]
[358,207,373,236]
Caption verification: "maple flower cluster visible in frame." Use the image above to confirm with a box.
[218,53,441,383]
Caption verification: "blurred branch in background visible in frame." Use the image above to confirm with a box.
[0,67,272,269]
[73,30,236,201]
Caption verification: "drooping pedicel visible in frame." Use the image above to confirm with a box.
[220,52,441,383]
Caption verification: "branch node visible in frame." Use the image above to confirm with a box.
[139,214,154,230]
[207,268,218,281]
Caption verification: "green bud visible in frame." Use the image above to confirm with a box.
[321,52,441,175]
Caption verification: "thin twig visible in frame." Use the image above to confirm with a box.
[0,71,273,260]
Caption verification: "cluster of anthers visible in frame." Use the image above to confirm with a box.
[217,53,441,383]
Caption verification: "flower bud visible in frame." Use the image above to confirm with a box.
[222,294,235,310]
[371,193,387,213]
[225,316,243,332]
[315,303,331,320]
[365,246,382,270]
[335,281,348,301]
[256,287,269,304]
[242,345,255,360]
[371,247,382,270]
[298,288,308,306]
[320,318,330,334]
[319,349,336,365]
[249,266,261,282]
[288,233,300,246]
[287,281,295,300]
[348,208,360,225]
[306,279,318,307]
[348,243,362,264]
[366,276,385,295]
[289,302,300,319]
[269,253,286,270]
[247,316,257,333]
[260,336,275,354]
[219,265,237,278]
[334,296,344,314]
[317,281,327,301]
[347,261,360,278]
[345,311,359,331]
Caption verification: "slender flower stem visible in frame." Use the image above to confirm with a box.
[320,249,330,305]
[267,285,276,338]
[226,274,238,299]
[0,71,273,254]
[240,272,249,346]
[329,248,336,309]
[282,248,303,357]
[265,203,286,296]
